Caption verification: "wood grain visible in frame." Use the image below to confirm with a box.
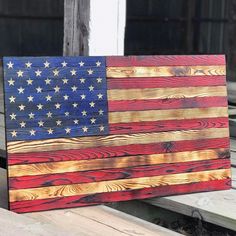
[7,128,229,154]
[108,97,228,112]
[107,66,226,78]
[8,137,230,165]
[9,169,231,202]
[109,107,228,124]
[107,86,227,100]
[10,178,231,213]
[8,148,228,177]
[9,159,231,190]
[106,55,226,67]
[110,117,229,134]
[107,76,226,89]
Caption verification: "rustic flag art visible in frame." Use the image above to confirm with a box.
[3,55,231,213]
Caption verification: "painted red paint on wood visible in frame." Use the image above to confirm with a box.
[9,159,231,190]
[106,55,225,67]
[8,138,230,165]
[108,97,228,112]
[107,76,226,89]
[109,117,229,134]
[10,178,231,213]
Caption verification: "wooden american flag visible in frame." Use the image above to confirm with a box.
[4,55,231,213]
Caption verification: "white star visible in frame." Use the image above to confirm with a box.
[96,61,101,67]
[80,94,86,100]
[80,78,85,83]
[97,93,103,99]
[45,78,51,84]
[70,69,76,76]
[97,77,102,83]
[72,102,78,108]
[9,96,16,103]
[53,69,59,76]
[47,111,52,118]
[65,112,70,117]
[25,62,32,68]
[55,103,61,109]
[89,101,95,107]
[44,61,50,68]
[36,86,42,93]
[87,69,93,75]
[47,128,53,134]
[46,95,52,101]
[7,61,14,69]
[79,61,84,67]
[17,87,25,94]
[73,119,79,124]
[29,129,36,136]
[62,78,68,84]
[54,86,60,93]
[63,94,69,100]
[37,103,43,110]
[28,112,35,119]
[18,104,25,111]
[27,95,34,102]
[35,69,42,77]
[71,85,77,92]
[90,118,96,124]
[26,79,33,85]
[56,120,62,126]
[11,130,17,137]
[89,85,94,91]
[98,109,104,115]
[65,128,71,134]
[99,125,105,132]
[38,121,44,127]
[10,113,16,120]
[8,78,15,86]
[20,121,26,128]
[17,70,23,77]
[61,61,67,67]
[82,110,87,116]
[82,126,88,132]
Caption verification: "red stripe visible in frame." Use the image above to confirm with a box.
[10,178,231,213]
[109,117,229,135]
[106,55,225,67]
[107,76,226,89]
[108,97,228,112]
[8,138,230,165]
[9,159,231,190]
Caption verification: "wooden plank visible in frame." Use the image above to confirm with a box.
[106,55,226,66]
[8,148,229,177]
[109,108,228,123]
[26,205,182,236]
[9,169,231,202]
[107,86,227,100]
[143,188,236,232]
[63,0,90,56]
[7,128,230,154]
[107,65,226,78]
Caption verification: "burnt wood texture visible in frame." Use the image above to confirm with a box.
[3,55,231,213]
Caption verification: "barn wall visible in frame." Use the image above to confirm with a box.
[0,0,64,56]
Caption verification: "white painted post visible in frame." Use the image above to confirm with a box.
[89,0,126,56]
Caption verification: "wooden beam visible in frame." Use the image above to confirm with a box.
[63,0,90,56]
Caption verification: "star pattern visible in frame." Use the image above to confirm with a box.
[4,57,108,141]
